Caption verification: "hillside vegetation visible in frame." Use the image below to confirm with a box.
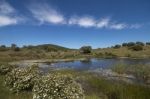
[0,42,150,62]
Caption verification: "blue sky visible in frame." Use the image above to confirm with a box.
[0,0,150,48]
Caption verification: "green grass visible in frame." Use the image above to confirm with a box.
[48,70,150,99]
[1,45,150,62]
[112,64,150,83]
[87,76,150,99]
[0,69,150,99]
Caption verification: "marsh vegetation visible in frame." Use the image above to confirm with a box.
[0,41,150,99]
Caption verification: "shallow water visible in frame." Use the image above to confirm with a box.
[38,58,150,72]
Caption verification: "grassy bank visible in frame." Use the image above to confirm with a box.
[0,44,150,62]
[0,69,150,99]
[112,64,150,84]
[45,70,150,99]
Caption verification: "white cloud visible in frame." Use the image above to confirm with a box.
[0,15,18,26]
[109,23,127,30]
[0,1,15,14]
[69,16,96,28]
[29,3,65,24]
[130,24,142,29]
[68,16,129,30]
[97,18,110,28]
[0,1,142,30]
[0,1,23,27]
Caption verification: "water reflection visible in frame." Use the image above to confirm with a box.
[39,58,150,72]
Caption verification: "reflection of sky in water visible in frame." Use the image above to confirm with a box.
[38,58,150,72]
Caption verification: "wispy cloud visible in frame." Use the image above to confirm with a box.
[69,16,96,28]
[0,15,18,26]
[0,0,23,27]
[96,18,110,28]
[68,16,129,30]
[29,3,65,25]
[109,23,127,30]
[0,1,142,30]
[0,1,15,14]
[130,24,142,29]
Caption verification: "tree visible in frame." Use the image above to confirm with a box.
[146,42,150,45]
[113,44,121,48]
[122,43,128,47]
[80,46,92,54]
[136,41,145,46]
[127,42,136,47]
[0,45,6,48]
[129,45,143,51]
[11,44,17,49]
[0,45,7,51]
[14,47,20,51]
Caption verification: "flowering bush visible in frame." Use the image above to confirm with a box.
[0,63,17,75]
[5,65,40,92]
[33,73,84,99]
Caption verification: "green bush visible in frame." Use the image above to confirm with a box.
[5,65,40,92]
[14,47,21,51]
[80,46,92,54]
[33,73,84,99]
[104,52,117,58]
[136,41,145,46]
[146,42,150,45]
[0,63,17,75]
[129,45,143,51]
[113,44,121,49]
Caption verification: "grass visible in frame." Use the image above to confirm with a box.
[112,64,150,83]
[93,45,150,58]
[47,70,150,99]
[0,68,150,99]
[1,45,150,62]
[86,75,150,99]
[0,44,150,98]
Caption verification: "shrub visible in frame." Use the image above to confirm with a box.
[104,52,117,58]
[14,47,21,51]
[11,44,17,49]
[129,45,143,51]
[0,63,17,75]
[0,45,8,51]
[113,45,121,49]
[80,46,92,54]
[136,41,145,46]
[146,42,150,45]
[127,42,136,47]
[33,73,84,99]
[5,65,40,92]
[122,43,128,47]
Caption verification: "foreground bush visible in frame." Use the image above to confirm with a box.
[5,65,40,92]
[33,73,84,99]
[0,63,17,75]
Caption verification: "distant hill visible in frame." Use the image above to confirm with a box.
[23,44,70,52]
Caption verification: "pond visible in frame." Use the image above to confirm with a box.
[37,58,150,72]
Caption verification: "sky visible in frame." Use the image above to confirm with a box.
[0,0,150,48]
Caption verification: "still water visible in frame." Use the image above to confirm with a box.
[38,58,150,72]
